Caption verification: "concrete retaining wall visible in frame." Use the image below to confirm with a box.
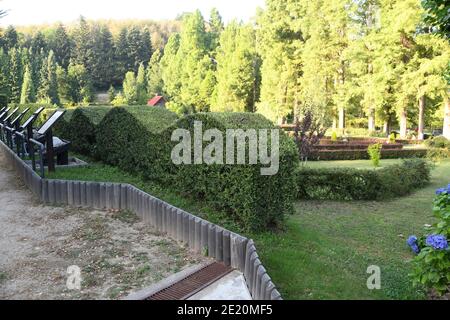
[0,140,282,300]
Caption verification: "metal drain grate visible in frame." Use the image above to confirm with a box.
[147,262,233,300]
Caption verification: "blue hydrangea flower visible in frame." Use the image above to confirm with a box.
[436,188,446,195]
[425,234,448,250]
[407,236,420,254]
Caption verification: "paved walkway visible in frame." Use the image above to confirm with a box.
[188,270,252,300]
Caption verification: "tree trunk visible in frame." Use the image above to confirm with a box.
[444,97,450,139]
[368,108,376,132]
[399,109,407,139]
[418,96,425,140]
[338,107,345,132]
[332,118,337,130]
[383,119,390,136]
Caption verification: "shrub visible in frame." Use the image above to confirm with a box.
[296,159,431,200]
[310,148,427,160]
[0,94,7,107]
[63,106,112,156]
[368,143,382,167]
[389,133,396,143]
[161,112,299,232]
[426,136,450,149]
[96,106,178,181]
[331,131,338,141]
[409,185,450,295]
[426,147,450,162]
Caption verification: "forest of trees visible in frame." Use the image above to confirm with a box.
[0,0,449,139]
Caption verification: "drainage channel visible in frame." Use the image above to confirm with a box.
[146,262,233,300]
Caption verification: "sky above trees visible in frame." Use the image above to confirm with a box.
[0,0,265,26]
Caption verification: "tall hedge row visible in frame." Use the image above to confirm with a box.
[96,106,178,181]
[296,158,431,200]
[162,113,300,231]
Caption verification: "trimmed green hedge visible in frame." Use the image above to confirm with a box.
[95,106,178,181]
[162,113,299,231]
[310,148,427,160]
[59,107,111,156]
[296,158,431,200]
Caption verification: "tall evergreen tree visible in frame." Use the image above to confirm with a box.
[123,71,137,104]
[208,8,224,53]
[114,28,130,84]
[173,10,216,112]
[20,64,35,103]
[257,0,303,124]
[214,21,260,112]
[89,24,115,88]
[50,23,72,69]
[71,16,91,68]
[160,33,181,102]
[136,62,148,104]
[0,48,10,97]
[65,62,94,104]
[38,50,60,105]
[8,47,23,103]
[2,25,18,51]
[147,49,164,97]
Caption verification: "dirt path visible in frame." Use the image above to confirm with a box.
[0,153,205,300]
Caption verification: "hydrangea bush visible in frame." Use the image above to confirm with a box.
[409,184,450,295]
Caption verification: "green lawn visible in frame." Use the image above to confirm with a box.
[303,159,402,169]
[48,155,450,300]
[251,160,450,300]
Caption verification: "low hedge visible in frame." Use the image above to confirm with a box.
[314,143,403,151]
[296,158,431,200]
[310,148,427,160]
[162,112,299,231]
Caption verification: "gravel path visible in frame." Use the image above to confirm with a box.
[0,152,204,300]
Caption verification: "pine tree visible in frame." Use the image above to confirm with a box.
[214,21,260,112]
[50,23,72,69]
[108,85,116,103]
[172,10,216,112]
[257,0,303,124]
[114,28,129,84]
[127,26,144,73]
[208,8,224,53]
[20,65,35,103]
[147,49,164,97]
[66,62,93,104]
[71,16,91,68]
[0,48,10,98]
[136,62,148,104]
[3,25,18,51]
[38,50,60,105]
[89,24,115,89]
[123,71,137,104]
[8,47,23,103]
[160,34,181,100]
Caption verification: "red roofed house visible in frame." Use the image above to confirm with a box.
[147,95,166,108]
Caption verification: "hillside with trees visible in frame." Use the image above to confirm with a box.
[0,1,449,139]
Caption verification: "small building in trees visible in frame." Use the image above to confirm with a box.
[147,95,166,108]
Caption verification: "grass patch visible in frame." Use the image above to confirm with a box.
[303,159,402,170]
[251,160,450,299]
[47,153,449,299]
[0,271,7,283]
[111,210,140,224]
